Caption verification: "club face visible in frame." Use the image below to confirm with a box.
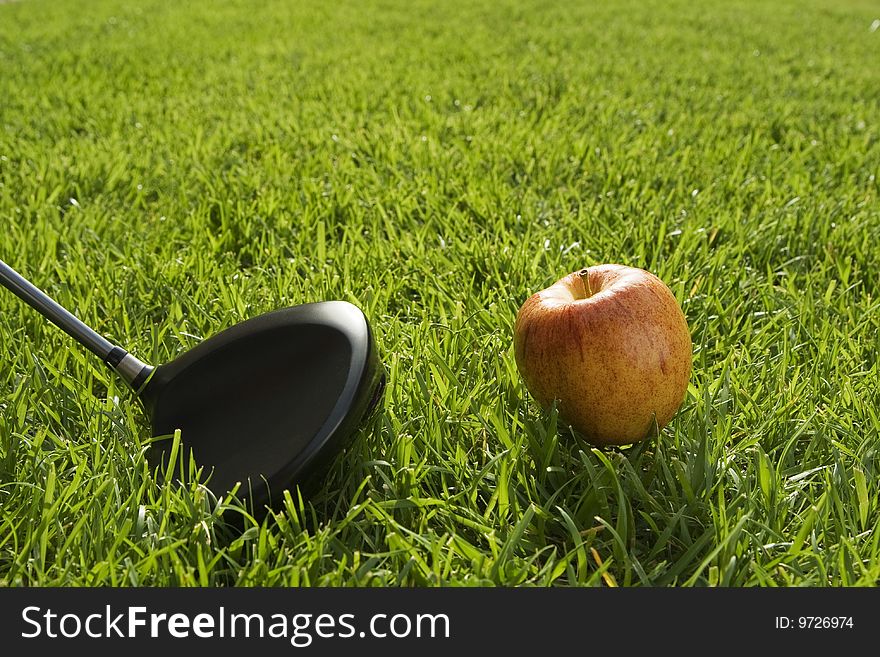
[139,301,384,512]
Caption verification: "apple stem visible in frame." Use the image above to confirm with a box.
[579,269,593,298]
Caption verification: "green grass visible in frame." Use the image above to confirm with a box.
[1,0,879,587]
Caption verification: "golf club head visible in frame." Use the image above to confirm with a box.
[138,301,385,514]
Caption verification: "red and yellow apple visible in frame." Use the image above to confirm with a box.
[513,264,692,445]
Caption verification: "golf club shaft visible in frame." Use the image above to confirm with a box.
[0,259,153,392]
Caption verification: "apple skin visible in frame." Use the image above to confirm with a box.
[514,264,692,446]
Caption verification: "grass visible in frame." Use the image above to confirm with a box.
[1,0,879,587]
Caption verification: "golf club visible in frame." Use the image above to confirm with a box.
[0,258,385,513]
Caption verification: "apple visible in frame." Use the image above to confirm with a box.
[513,264,692,446]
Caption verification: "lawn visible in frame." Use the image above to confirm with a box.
[1,0,879,586]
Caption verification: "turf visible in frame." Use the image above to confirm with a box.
[1,0,879,587]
